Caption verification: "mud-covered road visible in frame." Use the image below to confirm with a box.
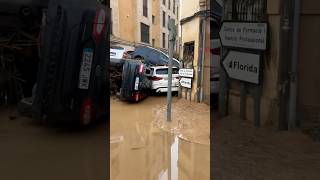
[110,96,210,180]
[0,108,107,180]
[212,115,320,180]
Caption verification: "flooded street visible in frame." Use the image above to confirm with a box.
[110,96,210,180]
[0,108,107,180]
[212,116,320,180]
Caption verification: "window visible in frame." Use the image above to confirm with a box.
[152,39,155,47]
[156,68,179,75]
[176,6,179,19]
[162,11,166,27]
[140,23,150,43]
[173,0,175,13]
[169,0,171,10]
[163,0,166,5]
[183,41,195,67]
[143,0,148,17]
[152,15,155,24]
[162,33,166,48]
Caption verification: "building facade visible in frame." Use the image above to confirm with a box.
[180,0,211,104]
[110,0,180,52]
[220,0,320,130]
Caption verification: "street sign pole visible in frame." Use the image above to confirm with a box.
[167,19,177,122]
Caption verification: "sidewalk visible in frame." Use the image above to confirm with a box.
[212,116,320,180]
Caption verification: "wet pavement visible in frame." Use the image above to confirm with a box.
[110,96,210,180]
[0,107,107,180]
[212,115,320,180]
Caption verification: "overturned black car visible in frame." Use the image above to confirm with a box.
[119,60,151,102]
[30,0,108,126]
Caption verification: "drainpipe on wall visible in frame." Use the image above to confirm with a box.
[197,18,204,103]
[200,17,206,103]
[288,0,301,130]
[278,0,293,130]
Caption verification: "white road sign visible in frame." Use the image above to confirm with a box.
[179,68,194,78]
[222,51,261,84]
[180,77,192,88]
[219,22,267,50]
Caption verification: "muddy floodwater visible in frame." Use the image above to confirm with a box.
[0,108,107,180]
[110,96,210,180]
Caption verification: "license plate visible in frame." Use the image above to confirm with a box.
[134,77,139,90]
[79,48,94,89]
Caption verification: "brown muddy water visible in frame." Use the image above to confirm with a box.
[110,96,210,180]
[213,116,320,180]
[0,108,107,180]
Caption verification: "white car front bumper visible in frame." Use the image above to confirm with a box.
[155,86,179,93]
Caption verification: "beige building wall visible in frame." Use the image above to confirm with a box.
[181,18,200,102]
[225,0,320,127]
[180,0,210,104]
[160,0,179,50]
[111,0,180,51]
[136,0,153,45]
[152,0,161,48]
[110,0,120,37]
[117,0,137,43]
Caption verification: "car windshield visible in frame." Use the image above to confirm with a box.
[156,68,179,75]
[159,53,168,61]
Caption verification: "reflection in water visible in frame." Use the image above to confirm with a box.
[158,169,168,180]
[110,97,209,180]
[171,137,179,180]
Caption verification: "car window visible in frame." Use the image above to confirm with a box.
[172,68,179,74]
[156,68,179,75]
[111,46,124,50]
[145,68,151,75]
[159,53,168,62]
[150,68,154,75]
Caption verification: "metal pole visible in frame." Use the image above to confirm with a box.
[167,19,177,121]
[288,0,301,130]
[254,85,262,127]
[240,83,246,119]
[200,17,206,103]
[278,0,292,130]
[219,0,227,117]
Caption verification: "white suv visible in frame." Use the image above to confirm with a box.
[148,66,180,93]
[110,46,131,59]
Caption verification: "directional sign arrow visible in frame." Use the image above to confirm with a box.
[180,77,192,88]
[222,51,261,84]
[219,22,268,50]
